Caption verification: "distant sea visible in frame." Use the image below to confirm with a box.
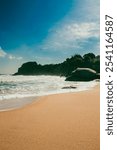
[0,75,98,110]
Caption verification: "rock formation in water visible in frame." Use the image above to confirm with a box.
[14,53,100,81]
[65,68,100,81]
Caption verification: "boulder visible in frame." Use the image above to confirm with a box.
[62,86,77,89]
[65,68,100,81]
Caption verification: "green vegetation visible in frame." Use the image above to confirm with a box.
[14,53,100,77]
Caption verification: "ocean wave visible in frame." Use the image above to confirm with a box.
[0,75,98,101]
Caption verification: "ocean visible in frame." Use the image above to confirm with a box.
[0,75,98,110]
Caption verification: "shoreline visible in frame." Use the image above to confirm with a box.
[0,96,37,112]
[0,83,99,112]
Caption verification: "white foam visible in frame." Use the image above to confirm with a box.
[0,75,98,101]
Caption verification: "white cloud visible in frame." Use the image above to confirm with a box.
[40,22,99,53]
[8,55,16,60]
[0,46,23,60]
[71,0,100,22]
[56,22,99,40]
[8,54,23,60]
[0,46,7,57]
[38,0,100,55]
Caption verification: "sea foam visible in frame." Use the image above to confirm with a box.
[0,75,98,101]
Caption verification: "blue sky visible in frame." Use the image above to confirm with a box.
[0,0,99,74]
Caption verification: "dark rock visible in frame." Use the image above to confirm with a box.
[13,53,100,76]
[14,62,38,75]
[62,86,77,89]
[65,68,100,81]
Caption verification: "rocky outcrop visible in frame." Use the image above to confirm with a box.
[14,53,100,77]
[14,62,38,75]
[65,68,100,81]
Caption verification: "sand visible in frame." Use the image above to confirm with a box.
[0,86,100,150]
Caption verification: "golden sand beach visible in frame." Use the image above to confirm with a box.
[0,86,100,150]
